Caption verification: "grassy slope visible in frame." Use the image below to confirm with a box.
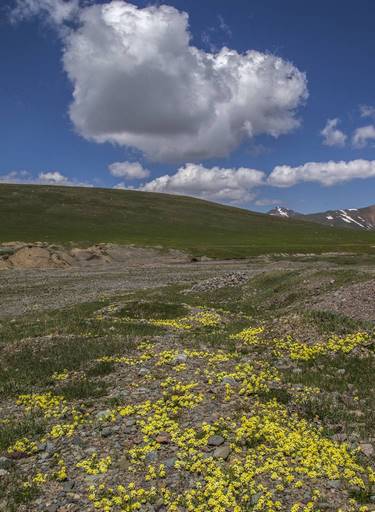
[1,183,375,257]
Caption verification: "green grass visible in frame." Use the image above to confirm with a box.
[304,310,373,335]
[0,415,46,452]
[1,183,375,257]
[0,302,163,396]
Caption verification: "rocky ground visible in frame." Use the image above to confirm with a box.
[0,254,374,511]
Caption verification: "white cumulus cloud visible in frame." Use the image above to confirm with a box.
[134,163,266,203]
[320,118,347,147]
[268,159,375,187]
[108,161,149,180]
[352,125,375,148]
[13,0,308,162]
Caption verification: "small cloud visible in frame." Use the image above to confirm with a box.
[359,104,375,120]
[39,171,68,184]
[0,170,92,187]
[10,0,79,27]
[320,118,347,147]
[217,14,232,38]
[352,125,375,148]
[108,161,150,180]
[268,159,375,187]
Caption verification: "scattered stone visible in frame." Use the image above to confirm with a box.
[186,272,249,293]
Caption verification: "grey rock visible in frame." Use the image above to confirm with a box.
[359,443,374,457]
[207,435,225,447]
[213,445,231,460]
[138,368,149,376]
[63,480,75,491]
[96,409,111,420]
[145,451,158,463]
[163,457,177,469]
[101,427,114,438]
[173,353,187,364]
[328,479,341,489]
[46,505,59,512]
[222,377,237,386]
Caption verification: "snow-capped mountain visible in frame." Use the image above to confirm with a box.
[267,204,375,230]
[268,206,302,219]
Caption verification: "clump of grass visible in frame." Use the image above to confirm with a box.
[57,379,108,400]
[0,415,46,452]
[304,310,373,335]
[0,472,39,512]
[87,360,115,377]
[118,301,188,319]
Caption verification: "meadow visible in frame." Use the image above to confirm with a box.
[1,184,375,258]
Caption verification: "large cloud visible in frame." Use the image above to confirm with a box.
[13,0,308,162]
[268,159,375,187]
[135,163,266,203]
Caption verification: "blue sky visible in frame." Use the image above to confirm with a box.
[1,0,375,212]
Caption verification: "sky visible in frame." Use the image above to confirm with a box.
[1,0,375,213]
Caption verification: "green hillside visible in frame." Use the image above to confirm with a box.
[1,183,374,258]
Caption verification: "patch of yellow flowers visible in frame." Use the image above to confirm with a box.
[232,328,370,361]
[16,392,67,419]
[76,452,112,475]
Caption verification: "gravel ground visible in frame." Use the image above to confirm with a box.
[0,258,311,319]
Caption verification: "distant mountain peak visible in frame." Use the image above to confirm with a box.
[268,206,300,218]
[267,203,375,231]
